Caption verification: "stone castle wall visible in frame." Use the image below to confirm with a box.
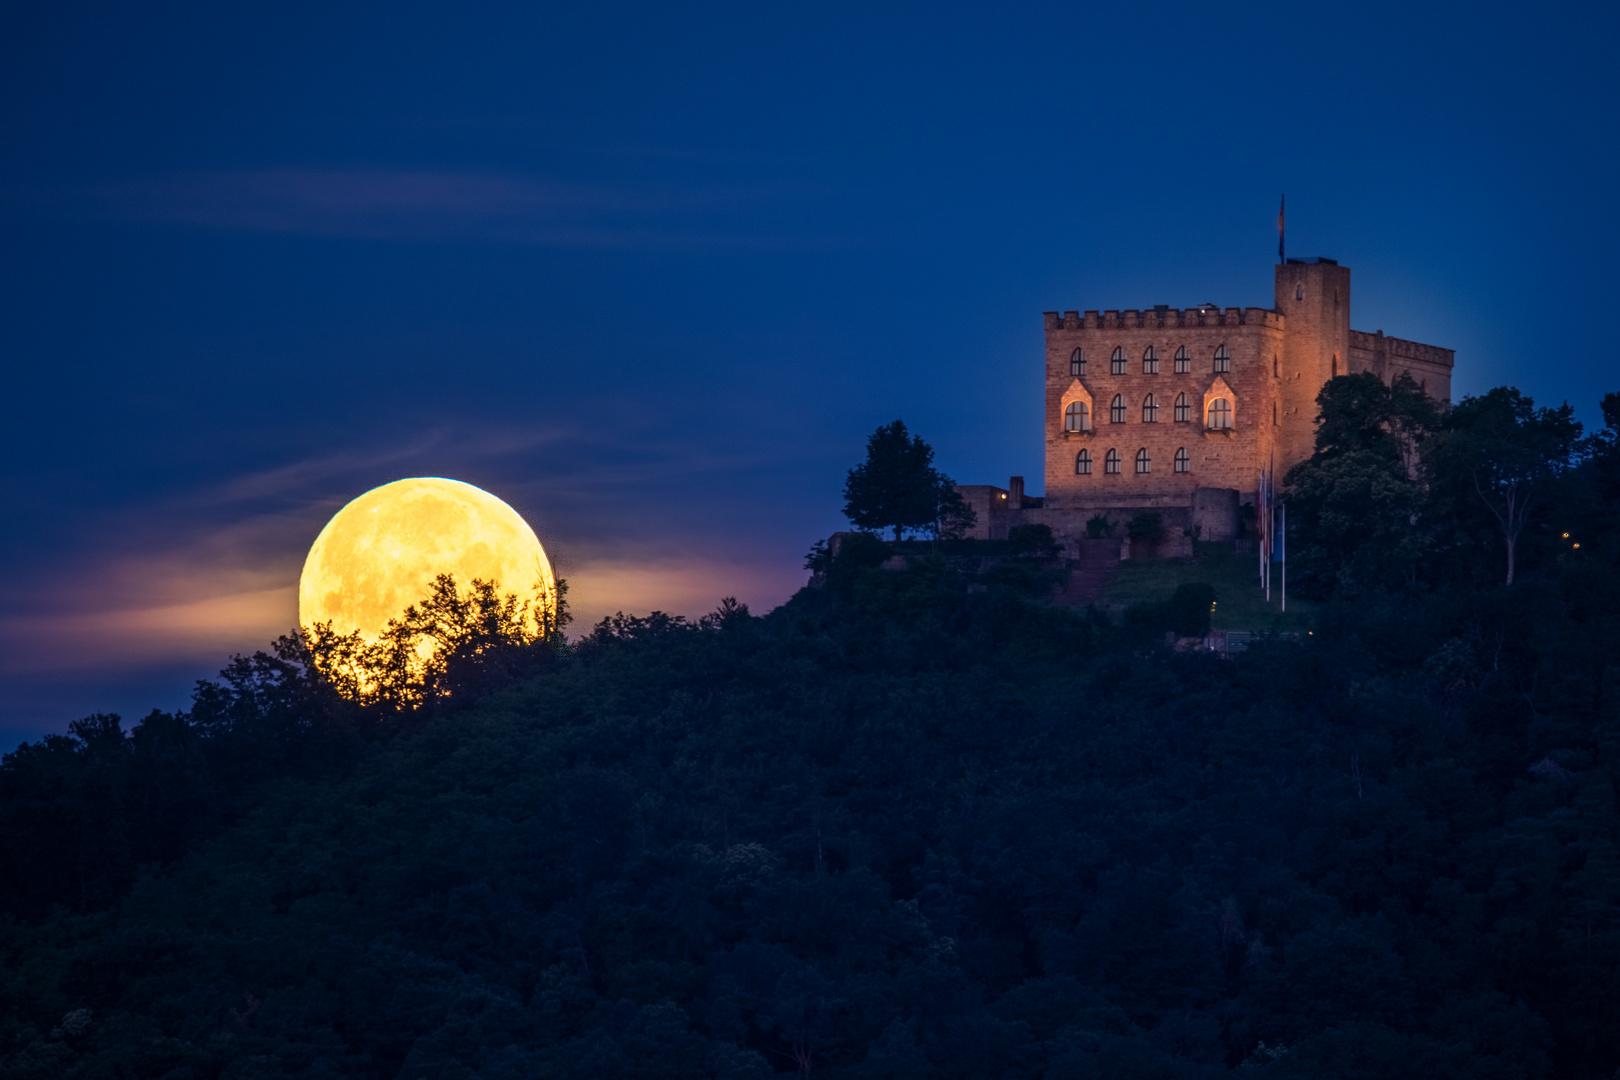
[960,259,1455,553]
[1041,308,1284,510]
[1347,329,1455,401]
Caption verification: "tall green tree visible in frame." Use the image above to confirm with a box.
[1423,387,1581,585]
[843,420,972,541]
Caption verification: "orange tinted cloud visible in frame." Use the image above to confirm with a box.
[565,556,806,630]
[0,586,298,674]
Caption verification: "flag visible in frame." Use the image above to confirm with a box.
[1277,194,1285,263]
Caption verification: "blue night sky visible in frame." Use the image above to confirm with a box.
[2,0,1616,746]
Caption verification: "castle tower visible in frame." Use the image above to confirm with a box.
[956,256,1453,549]
[1274,258,1351,472]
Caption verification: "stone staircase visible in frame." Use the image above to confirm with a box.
[1052,539,1123,607]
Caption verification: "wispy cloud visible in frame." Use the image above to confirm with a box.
[69,168,839,248]
[564,555,805,630]
[0,586,298,675]
[1,420,816,693]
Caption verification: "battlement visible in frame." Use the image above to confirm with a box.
[1043,307,1283,331]
[1349,329,1454,369]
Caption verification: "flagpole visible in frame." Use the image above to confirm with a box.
[1278,194,1285,264]
[1258,469,1268,598]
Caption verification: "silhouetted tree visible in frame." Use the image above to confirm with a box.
[1285,374,1439,597]
[843,420,971,541]
[1424,387,1581,585]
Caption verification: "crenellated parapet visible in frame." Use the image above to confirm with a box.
[1021,258,1457,536]
[1043,307,1284,331]
[1349,329,1454,369]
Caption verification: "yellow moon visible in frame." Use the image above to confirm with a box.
[298,477,555,641]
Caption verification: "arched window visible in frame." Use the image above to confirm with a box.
[1104,448,1121,475]
[1174,345,1190,374]
[1173,392,1190,423]
[1109,394,1127,424]
[1110,347,1127,375]
[1207,398,1232,430]
[1214,345,1230,373]
[1174,447,1190,473]
[1070,347,1085,376]
[1064,400,1089,432]
[1142,346,1159,375]
[1075,449,1091,475]
[1142,394,1159,423]
[1135,448,1151,474]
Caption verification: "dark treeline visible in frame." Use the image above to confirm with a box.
[2,383,1619,1078]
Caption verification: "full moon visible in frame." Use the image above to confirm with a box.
[298,477,555,641]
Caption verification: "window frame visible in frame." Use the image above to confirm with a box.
[1173,392,1190,423]
[1174,346,1190,374]
[1214,344,1231,374]
[1109,394,1127,424]
[1142,346,1159,375]
[1064,400,1089,432]
[1070,347,1085,377]
[1135,447,1151,474]
[1142,393,1158,423]
[1104,448,1121,475]
[1110,347,1127,375]
[1174,447,1190,473]
[1207,397,1232,430]
[1075,448,1091,475]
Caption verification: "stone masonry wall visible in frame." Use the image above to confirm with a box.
[1042,307,1285,510]
[1347,329,1455,402]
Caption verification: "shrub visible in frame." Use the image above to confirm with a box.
[1007,523,1061,558]
[1127,512,1166,546]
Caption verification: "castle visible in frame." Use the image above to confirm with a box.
[958,258,1454,551]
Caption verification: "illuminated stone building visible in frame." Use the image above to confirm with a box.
[959,258,1454,549]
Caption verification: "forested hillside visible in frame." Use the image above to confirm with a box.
[3,384,1619,1079]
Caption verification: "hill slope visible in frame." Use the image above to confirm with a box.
[1,559,1617,1079]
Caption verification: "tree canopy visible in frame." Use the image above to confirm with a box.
[842,420,973,541]
[1424,387,1582,585]
[3,389,1620,1078]
[1286,377,1585,596]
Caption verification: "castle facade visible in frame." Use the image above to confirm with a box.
[959,258,1454,548]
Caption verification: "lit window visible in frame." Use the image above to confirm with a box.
[1135,448,1151,474]
[1207,398,1232,430]
[1070,348,1085,377]
[1214,345,1230,374]
[1174,447,1190,473]
[1111,347,1126,375]
[1075,449,1091,475]
[1064,401,1089,431]
[1142,346,1159,375]
[1104,448,1121,475]
[1142,394,1159,423]
[1173,392,1190,423]
[1110,394,1127,424]
[1174,346,1190,374]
